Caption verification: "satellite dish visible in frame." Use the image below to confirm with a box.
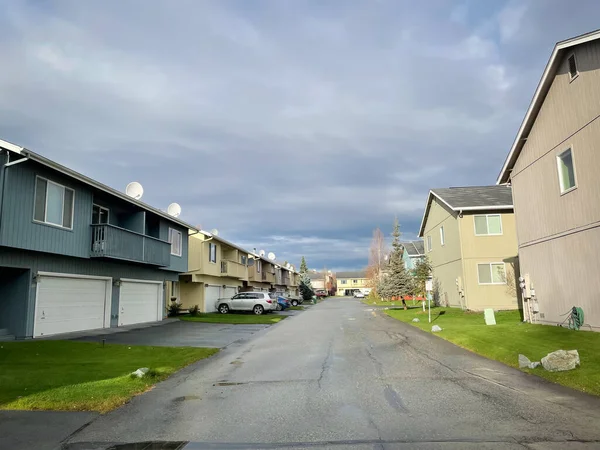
[286,263,291,269]
[211,228,219,236]
[290,265,295,271]
[125,182,144,200]
[247,258,255,267]
[268,252,276,261]
[259,249,265,257]
[167,203,181,217]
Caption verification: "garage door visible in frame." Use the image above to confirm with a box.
[223,286,237,299]
[35,274,110,338]
[119,280,163,326]
[205,285,221,312]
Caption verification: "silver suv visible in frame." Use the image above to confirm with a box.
[217,292,275,315]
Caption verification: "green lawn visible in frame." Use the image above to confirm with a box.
[289,306,304,311]
[180,313,286,324]
[386,307,600,396]
[0,341,218,412]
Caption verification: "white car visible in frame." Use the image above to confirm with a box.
[354,291,366,298]
[216,292,276,315]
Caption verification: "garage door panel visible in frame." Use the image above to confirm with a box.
[35,276,109,337]
[119,281,162,326]
[205,285,220,312]
[223,286,237,299]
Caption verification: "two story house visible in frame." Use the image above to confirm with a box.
[497,29,600,331]
[418,186,519,311]
[401,240,425,271]
[336,271,368,296]
[0,139,195,339]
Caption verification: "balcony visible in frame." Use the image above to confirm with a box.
[261,271,276,283]
[90,224,170,267]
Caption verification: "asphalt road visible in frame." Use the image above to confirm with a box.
[64,298,600,450]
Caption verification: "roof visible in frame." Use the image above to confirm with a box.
[0,138,198,231]
[335,270,366,279]
[497,29,600,184]
[418,186,513,237]
[402,240,424,256]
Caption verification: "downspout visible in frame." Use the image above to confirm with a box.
[457,209,468,310]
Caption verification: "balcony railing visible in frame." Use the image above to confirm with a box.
[90,224,171,266]
[220,260,247,279]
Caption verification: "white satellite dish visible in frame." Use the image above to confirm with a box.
[259,249,265,257]
[286,263,291,269]
[268,252,276,261]
[210,228,219,236]
[167,203,182,218]
[125,182,144,200]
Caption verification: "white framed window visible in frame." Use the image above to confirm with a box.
[557,148,577,194]
[341,280,347,285]
[567,53,578,81]
[477,263,506,285]
[440,226,445,246]
[427,235,432,252]
[474,214,503,236]
[168,228,182,256]
[33,176,74,229]
[208,242,217,263]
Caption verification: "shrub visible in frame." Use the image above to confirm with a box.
[188,304,200,316]
[167,302,183,317]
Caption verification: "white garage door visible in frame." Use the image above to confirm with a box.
[119,280,162,326]
[205,285,221,312]
[223,286,237,299]
[35,274,110,338]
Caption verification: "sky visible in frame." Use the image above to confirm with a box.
[1,0,599,271]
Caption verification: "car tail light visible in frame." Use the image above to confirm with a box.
[266,299,272,303]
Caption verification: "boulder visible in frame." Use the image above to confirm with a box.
[431,325,442,332]
[518,354,531,369]
[412,318,420,323]
[528,362,541,369]
[131,367,150,378]
[541,350,580,372]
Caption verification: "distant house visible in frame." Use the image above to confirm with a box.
[307,271,335,294]
[418,186,519,311]
[401,240,425,271]
[0,139,196,339]
[497,30,600,330]
[335,270,368,296]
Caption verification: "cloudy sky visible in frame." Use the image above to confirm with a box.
[1,0,599,271]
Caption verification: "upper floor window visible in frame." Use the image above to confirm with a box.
[557,148,577,194]
[353,279,357,283]
[256,259,261,273]
[240,254,247,265]
[92,204,109,224]
[440,226,445,246]
[474,214,502,236]
[477,263,506,285]
[427,235,432,252]
[567,54,578,81]
[34,176,74,229]
[169,228,182,257]
[341,280,347,284]
[208,242,217,263]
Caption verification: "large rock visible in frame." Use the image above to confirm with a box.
[131,367,150,378]
[412,318,420,323]
[431,325,442,332]
[518,354,532,369]
[541,350,580,372]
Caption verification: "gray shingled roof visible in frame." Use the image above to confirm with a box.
[402,240,424,256]
[335,270,366,279]
[431,186,513,209]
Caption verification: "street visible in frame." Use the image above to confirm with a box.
[64,298,600,449]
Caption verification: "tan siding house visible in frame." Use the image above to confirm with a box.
[419,186,519,311]
[498,30,600,331]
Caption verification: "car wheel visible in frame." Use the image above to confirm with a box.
[253,305,264,315]
[276,303,282,311]
[291,300,298,306]
[218,304,229,314]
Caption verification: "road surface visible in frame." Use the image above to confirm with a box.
[65,298,600,449]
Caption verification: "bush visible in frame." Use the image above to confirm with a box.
[167,302,183,317]
[188,304,200,316]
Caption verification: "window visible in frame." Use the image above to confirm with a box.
[474,215,503,236]
[256,260,261,273]
[169,228,182,256]
[427,235,432,252]
[568,54,578,81]
[440,226,445,246]
[34,177,74,229]
[92,204,109,224]
[208,242,217,263]
[557,148,577,194]
[477,263,506,285]
[240,254,247,265]
[341,280,347,285]
[353,279,357,283]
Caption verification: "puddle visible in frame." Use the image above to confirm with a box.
[214,382,245,386]
[173,395,201,402]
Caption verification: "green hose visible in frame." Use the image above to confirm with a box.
[568,307,584,330]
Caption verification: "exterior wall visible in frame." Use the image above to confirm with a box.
[0,247,177,338]
[423,198,463,307]
[509,41,600,329]
[0,268,31,337]
[177,274,243,312]
[310,279,325,290]
[459,211,519,310]
[403,253,423,271]
[336,277,367,295]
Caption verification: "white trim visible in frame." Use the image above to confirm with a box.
[458,205,513,211]
[168,228,183,257]
[497,30,600,184]
[477,262,507,285]
[473,214,503,236]
[33,176,75,230]
[208,242,217,263]
[556,147,578,195]
[440,226,445,246]
[33,272,112,338]
[119,278,163,284]
[0,138,24,153]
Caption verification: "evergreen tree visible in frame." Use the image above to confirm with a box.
[300,256,308,274]
[379,217,414,309]
[412,256,433,298]
[298,256,314,300]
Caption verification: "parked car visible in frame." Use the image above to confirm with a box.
[276,296,291,311]
[353,291,365,298]
[217,292,275,315]
[286,296,303,307]
[315,290,328,298]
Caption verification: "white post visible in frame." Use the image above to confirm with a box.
[428,295,431,323]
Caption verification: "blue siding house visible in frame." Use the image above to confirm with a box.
[401,240,425,271]
[0,139,197,339]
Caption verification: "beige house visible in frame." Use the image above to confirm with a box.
[336,271,368,296]
[418,186,519,311]
[497,30,600,330]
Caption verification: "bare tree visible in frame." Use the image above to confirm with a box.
[366,227,388,293]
